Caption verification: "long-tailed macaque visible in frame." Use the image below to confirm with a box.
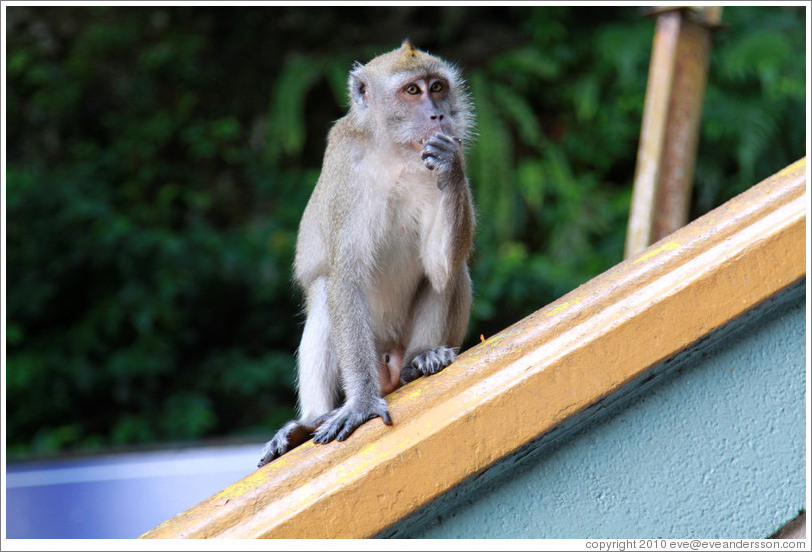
[258,41,475,468]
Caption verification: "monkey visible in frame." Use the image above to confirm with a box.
[258,40,475,468]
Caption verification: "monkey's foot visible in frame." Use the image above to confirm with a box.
[258,419,320,467]
[313,398,392,444]
[400,346,458,384]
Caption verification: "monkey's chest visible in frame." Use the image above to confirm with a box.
[367,206,425,342]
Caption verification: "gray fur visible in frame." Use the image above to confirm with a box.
[259,42,475,468]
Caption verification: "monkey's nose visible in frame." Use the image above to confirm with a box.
[430,114,444,121]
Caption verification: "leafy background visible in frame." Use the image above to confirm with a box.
[5,6,806,458]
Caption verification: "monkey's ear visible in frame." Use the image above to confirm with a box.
[348,62,368,109]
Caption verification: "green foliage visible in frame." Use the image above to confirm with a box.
[5,6,806,457]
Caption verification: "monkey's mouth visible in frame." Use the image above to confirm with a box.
[410,138,429,153]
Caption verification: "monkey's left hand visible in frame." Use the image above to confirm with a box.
[421,132,464,188]
[312,397,393,444]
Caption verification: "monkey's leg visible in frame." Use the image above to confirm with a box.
[297,276,340,420]
[260,350,401,465]
[401,268,472,384]
[312,273,393,444]
[311,341,393,443]
[258,277,339,466]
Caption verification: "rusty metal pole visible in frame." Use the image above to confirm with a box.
[625,6,723,259]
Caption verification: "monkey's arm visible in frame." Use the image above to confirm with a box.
[420,133,475,291]
[391,135,474,384]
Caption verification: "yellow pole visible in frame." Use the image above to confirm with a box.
[625,6,723,259]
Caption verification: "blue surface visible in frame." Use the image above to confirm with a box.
[5,442,263,539]
[384,282,807,538]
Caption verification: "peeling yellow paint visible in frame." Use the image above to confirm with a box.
[545,298,584,317]
[633,240,681,264]
[406,386,424,399]
[334,442,391,483]
[777,158,805,178]
[214,466,274,501]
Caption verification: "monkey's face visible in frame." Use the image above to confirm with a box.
[348,42,474,155]
[395,75,453,152]
[374,69,472,158]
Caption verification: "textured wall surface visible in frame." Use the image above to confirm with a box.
[387,282,806,539]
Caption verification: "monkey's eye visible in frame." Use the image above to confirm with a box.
[404,84,421,95]
[430,81,445,93]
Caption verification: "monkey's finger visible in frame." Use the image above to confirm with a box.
[257,448,279,467]
[427,133,461,150]
[422,142,451,157]
[400,364,420,383]
[336,423,356,442]
[314,413,348,443]
[335,412,367,441]
[313,427,337,443]
[380,409,393,425]
[421,152,438,168]
[258,451,281,467]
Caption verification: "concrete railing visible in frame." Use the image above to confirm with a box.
[142,157,806,539]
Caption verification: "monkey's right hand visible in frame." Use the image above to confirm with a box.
[421,132,464,188]
[313,397,393,444]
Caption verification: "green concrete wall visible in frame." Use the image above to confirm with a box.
[383,280,806,538]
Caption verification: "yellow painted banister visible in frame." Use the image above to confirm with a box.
[142,157,806,539]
